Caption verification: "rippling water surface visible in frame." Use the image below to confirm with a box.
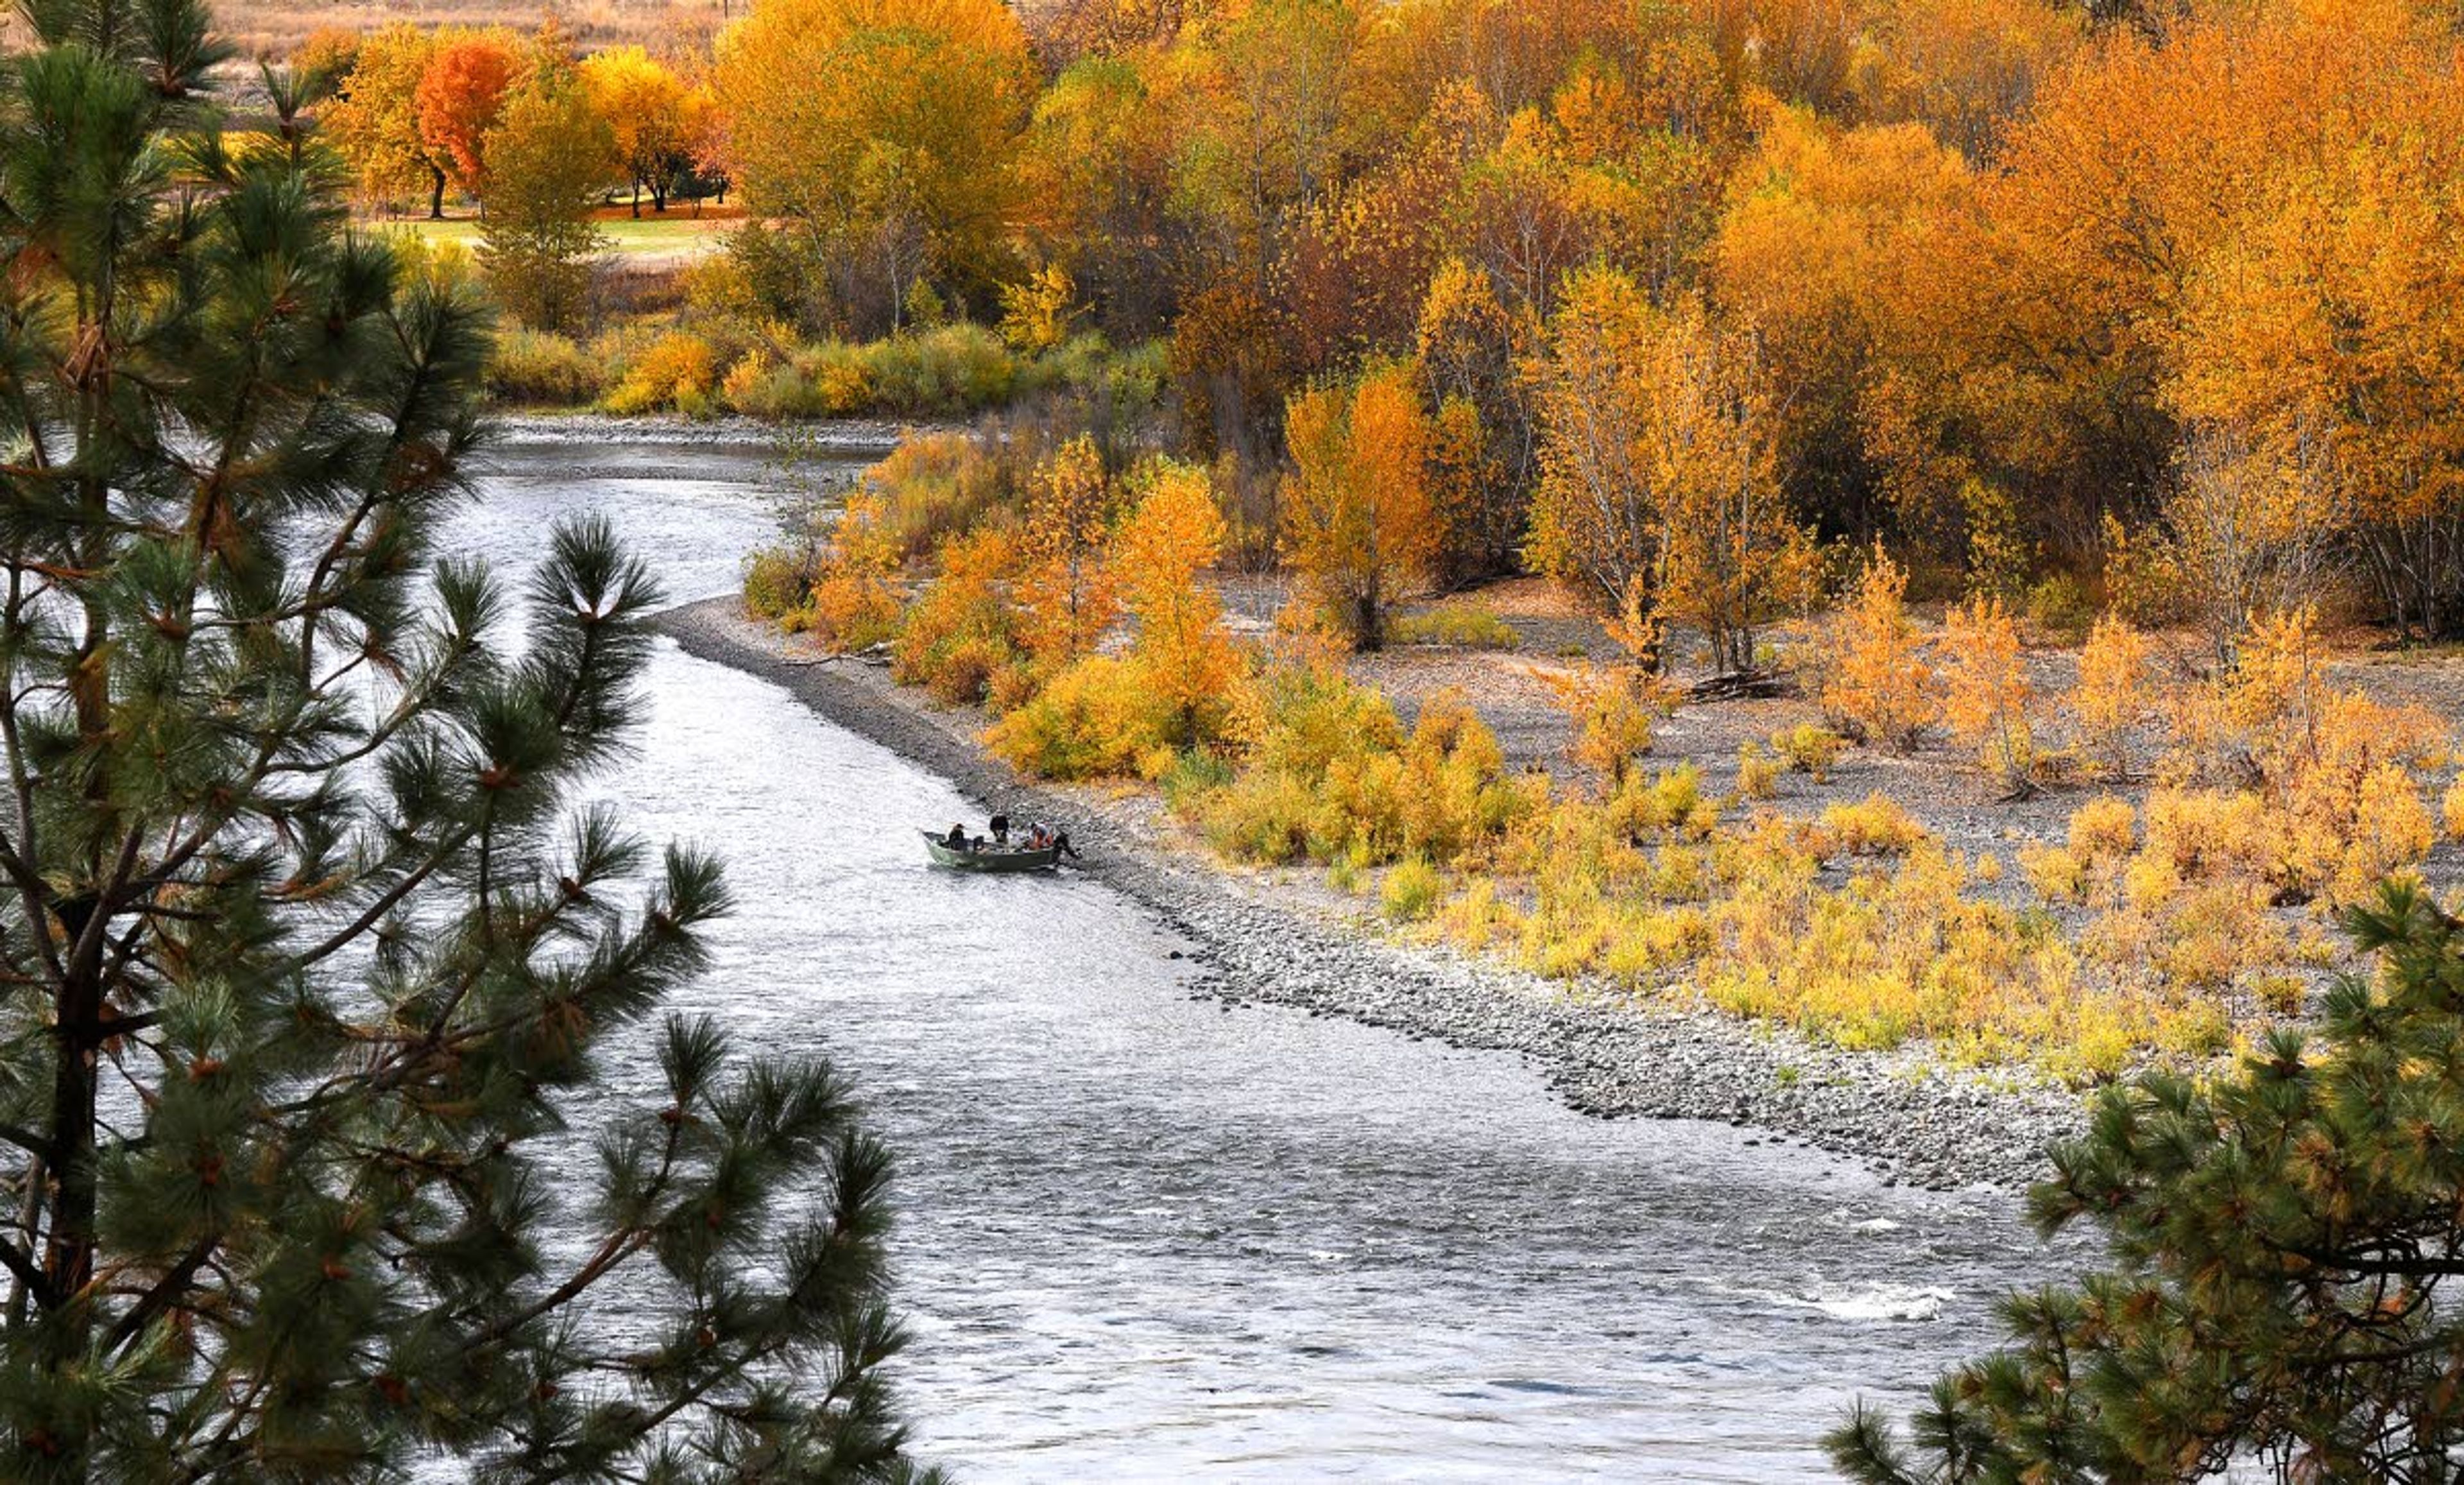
[453,440,2067,1482]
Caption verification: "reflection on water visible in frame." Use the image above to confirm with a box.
[454,441,2064,1482]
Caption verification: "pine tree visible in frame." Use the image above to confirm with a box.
[0,5,932,1478]
[1831,880,2464,1484]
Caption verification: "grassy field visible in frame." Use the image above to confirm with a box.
[375,209,734,263]
[214,0,728,56]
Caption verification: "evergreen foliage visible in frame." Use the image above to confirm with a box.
[0,4,932,1477]
[1831,880,2464,1483]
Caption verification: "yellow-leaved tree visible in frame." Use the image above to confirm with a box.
[1015,435,1120,664]
[1118,459,1245,745]
[1530,265,1813,673]
[713,0,1034,332]
[2068,610,2148,780]
[1282,358,1442,650]
[1940,594,2033,791]
[578,46,696,216]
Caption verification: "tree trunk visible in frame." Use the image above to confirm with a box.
[428,166,446,221]
[630,179,640,219]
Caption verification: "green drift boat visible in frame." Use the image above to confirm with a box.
[920,830,1065,873]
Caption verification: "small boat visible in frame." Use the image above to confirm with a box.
[920,829,1064,873]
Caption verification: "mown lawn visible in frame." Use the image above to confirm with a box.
[374,211,733,260]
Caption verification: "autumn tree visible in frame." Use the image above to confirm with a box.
[579,45,694,216]
[2069,610,2148,780]
[1530,268,1808,673]
[1022,51,1186,339]
[2162,420,2344,670]
[1940,594,2033,791]
[1016,435,1120,663]
[1417,254,1538,582]
[1711,106,1970,540]
[479,67,613,329]
[1282,359,1442,650]
[1821,546,1937,751]
[714,0,1034,334]
[1118,459,1245,744]
[415,31,519,205]
[321,23,447,215]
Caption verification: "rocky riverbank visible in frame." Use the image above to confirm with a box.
[654,594,2087,1190]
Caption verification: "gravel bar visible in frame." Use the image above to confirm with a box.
[655,594,2087,1191]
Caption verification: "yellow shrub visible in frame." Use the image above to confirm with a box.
[603,332,719,416]
[984,654,1179,780]
[2019,843,2085,902]
[2446,772,2464,841]
[1819,547,1937,751]
[1817,794,1929,856]
[1737,742,1781,799]
[2069,612,2148,778]
[1770,723,1843,780]
[2067,795,2137,861]
[1381,857,1443,921]
[1940,594,2034,788]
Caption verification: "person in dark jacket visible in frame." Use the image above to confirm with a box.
[989,813,1010,845]
[943,822,970,852]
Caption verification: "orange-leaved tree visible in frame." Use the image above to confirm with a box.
[415,31,520,205]
[1820,545,1937,752]
[1118,459,1245,746]
[1281,357,1442,651]
[1016,435,1120,665]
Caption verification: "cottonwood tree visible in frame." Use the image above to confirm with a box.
[1833,882,2464,1484]
[1016,436,1120,665]
[713,0,1034,333]
[0,7,932,1477]
[1117,461,1244,745]
[1281,360,1441,651]
[319,22,448,217]
[578,46,696,217]
[480,67,614,330]
[1530,269,1810,673]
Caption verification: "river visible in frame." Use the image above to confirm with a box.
[456,435,2067,1482]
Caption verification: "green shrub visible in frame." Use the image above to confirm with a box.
[1391,603,1520,650]
[867,324,1019,414]
[1160,748,1235,815]
[486,328,604,406]
[2026,571,2096,642]
[742,544,820,620]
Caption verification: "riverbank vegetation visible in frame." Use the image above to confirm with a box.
[267,0,2464,1079]
[744,415,2459,1088]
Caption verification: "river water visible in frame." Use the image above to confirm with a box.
[456,438,2068,1482]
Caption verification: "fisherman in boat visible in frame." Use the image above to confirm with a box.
[989,812,1011,845]
[943,822,971,852]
